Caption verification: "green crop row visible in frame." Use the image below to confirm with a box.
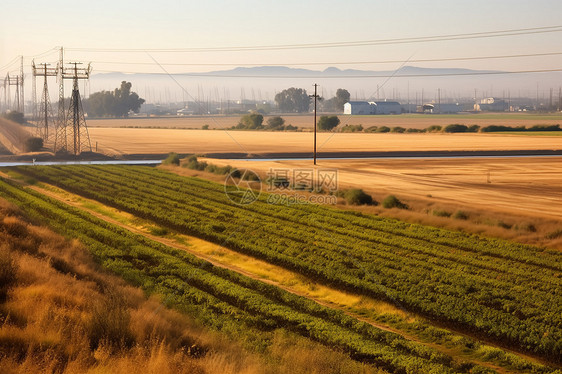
[0,177,476,374]
[11,165,562,363]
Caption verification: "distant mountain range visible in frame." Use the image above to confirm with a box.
[89,65,561,103]
[93,65,499,78]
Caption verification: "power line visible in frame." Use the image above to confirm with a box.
[0,48,59,73]
[91,67,562,78]
[86,51,562,68]
[66,25,562,53]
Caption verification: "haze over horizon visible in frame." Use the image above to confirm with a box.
[1,0,561,104]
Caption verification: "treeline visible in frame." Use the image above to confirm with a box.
[357,123,561,134]
[14,165,562,364]
[228,113,298,131]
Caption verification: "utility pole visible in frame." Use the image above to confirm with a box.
[20,56,24,117]
[309,84,320,165]
[55,47,66,152]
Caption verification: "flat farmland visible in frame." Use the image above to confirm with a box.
[204,156,562,223]
[86,112,562,130]
[87,128,562,156]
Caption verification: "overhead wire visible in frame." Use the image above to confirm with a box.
[65,25,562,53]
[86,51,562,68]
[91,67,562,78]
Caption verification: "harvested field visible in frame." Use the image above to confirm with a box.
[87,127,562,156]
[204,156,562,224]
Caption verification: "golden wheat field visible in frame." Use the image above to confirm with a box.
[87,128,561,156]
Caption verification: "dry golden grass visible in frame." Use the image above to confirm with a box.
[0,199,384,374]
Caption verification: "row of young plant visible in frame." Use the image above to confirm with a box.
[20,164,561,296]
[0,177,467,374]
[13,165,562,362]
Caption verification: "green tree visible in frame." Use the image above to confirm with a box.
[275,88,310,113]
[317,115,340,131]
[85,82,145,118]
[334,89,350,111]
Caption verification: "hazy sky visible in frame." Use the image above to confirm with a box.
[2,0,562,75]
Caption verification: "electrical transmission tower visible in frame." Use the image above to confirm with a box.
[54,62,92,155]
[31,61,57,141]
[5,73,23,113]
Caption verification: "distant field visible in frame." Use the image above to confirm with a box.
[494,131,562,136]
[87,112,562,130]
[87,128,562,156]
[206,156,562,223]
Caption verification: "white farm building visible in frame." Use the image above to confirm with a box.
[344,101,402,115]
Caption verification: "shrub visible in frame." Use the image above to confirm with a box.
[528,124,561,131]
[517,222,536,232]
[375,126,390,133]
[365,126,378,133]
[406,128,425,133]
[162,152,180,166]
[467,125,480,133]
[426,125,442,133]
[481,125,526,132]
[339,124,363,133]
[443,124,468,133]
[266,116,285,129]
[2,111,25,124]
[497,220,512,229]
[202,124,209,130]
[546,229,562,240]
[382,195,407,209]
[343,189,374,205]
[432,209,451,218]
[390,126,406,133]
[317,115,340,131]
[453,210,469,220]
[24,137,43,152]
[236,112,264,130]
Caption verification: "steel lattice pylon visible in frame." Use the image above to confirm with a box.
[32,62,57,142]
[54,59,92,155]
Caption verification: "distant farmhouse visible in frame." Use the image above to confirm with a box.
[474,98,509,112]
[344,101,402,115]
